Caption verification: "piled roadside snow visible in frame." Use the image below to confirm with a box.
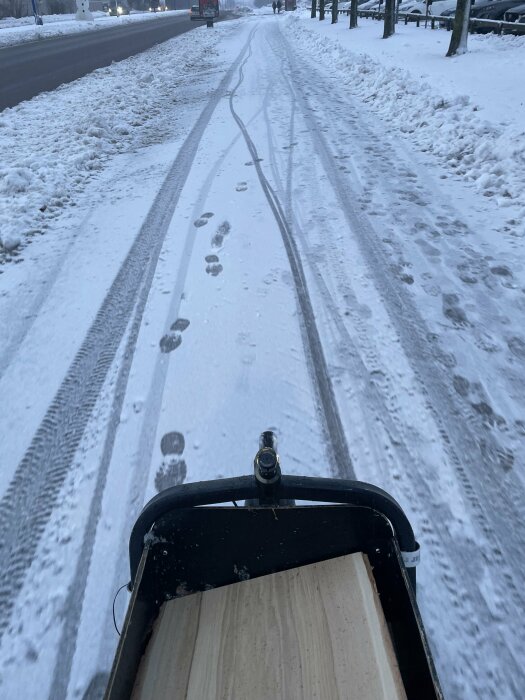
[0,11,188,48]
[285,15,525,237]
[0,25,222,255]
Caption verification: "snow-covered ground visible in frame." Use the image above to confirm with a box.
[1,9,524,700]
[0,9,189,48]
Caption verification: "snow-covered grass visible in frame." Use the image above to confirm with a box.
[0,9,189,48]
[285,13,525,237]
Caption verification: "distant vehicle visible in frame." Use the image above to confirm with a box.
[504,1,525,19]
[149,0,167,10]
[358,0,383,10]
[398,0,456,15]
[108,0,130,15]
[471,0,525,19]
[200,0,220,17]
[190,3,203,17]
[440,0,525,19]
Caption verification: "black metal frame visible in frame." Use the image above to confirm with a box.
[105,472,443,700]
[129,474,419,588]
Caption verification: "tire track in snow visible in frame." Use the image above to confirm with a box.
[260,71,414,476]
[0,31,255,649]
[275,21,524,588]
[228,38,355,480]
[64,55,270,700]
[48,32,258,700]
[258,41,521,693]
[269,25,525,696]
[264,55,525,698]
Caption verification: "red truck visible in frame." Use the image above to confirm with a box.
[199,0,219,18]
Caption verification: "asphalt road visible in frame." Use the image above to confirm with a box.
[0,14,221,111]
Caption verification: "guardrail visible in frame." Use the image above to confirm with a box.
[351,8,525,34]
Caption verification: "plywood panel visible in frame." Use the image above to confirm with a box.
[132,553,407,700]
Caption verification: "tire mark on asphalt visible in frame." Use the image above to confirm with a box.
[228,38,355,480]
[0,30,255,668]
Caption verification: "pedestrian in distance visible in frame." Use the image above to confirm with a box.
[272,1,276,12]
[277,0,281,11]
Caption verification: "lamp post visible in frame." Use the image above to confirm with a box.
[31,0,43,24]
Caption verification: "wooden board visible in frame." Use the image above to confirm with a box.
[131,552,407,700]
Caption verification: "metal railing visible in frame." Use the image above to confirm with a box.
[351,7,525,33]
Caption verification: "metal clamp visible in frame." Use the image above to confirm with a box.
[401,543,420,568]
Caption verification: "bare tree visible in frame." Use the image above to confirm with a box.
[311,0,316,18]
[447,0,472,56]
[383,0,395,36]
[319,0,325,20]
[349,0,358,27]
[331,0,338,22]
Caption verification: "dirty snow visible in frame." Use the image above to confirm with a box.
[0,9,189,48]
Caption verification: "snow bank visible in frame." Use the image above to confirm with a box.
[0,25,222,255]
[0,10,188,48]
[285,15,525,236]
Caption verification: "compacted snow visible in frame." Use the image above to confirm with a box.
[0,10,524,700]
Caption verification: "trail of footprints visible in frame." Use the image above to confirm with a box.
[202,182,246,277]
[154,183,250,489]
[159,183,244,350]
[204,221,231,276]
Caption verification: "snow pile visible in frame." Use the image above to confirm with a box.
[0,10,188,48]
[285,15,525,236]
[0,26,221,255]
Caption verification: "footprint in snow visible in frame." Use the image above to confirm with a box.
[161,431,185,456]
[156,431,187,491]
[442,293,469,327]
[159,317,190,353]
[206,263,223,277]
[205,254,223,276]
[194,212,214,228]
[159,334,181,353]
[212,221,231,248]
[155,459,187,492]
[170,318,190,333]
